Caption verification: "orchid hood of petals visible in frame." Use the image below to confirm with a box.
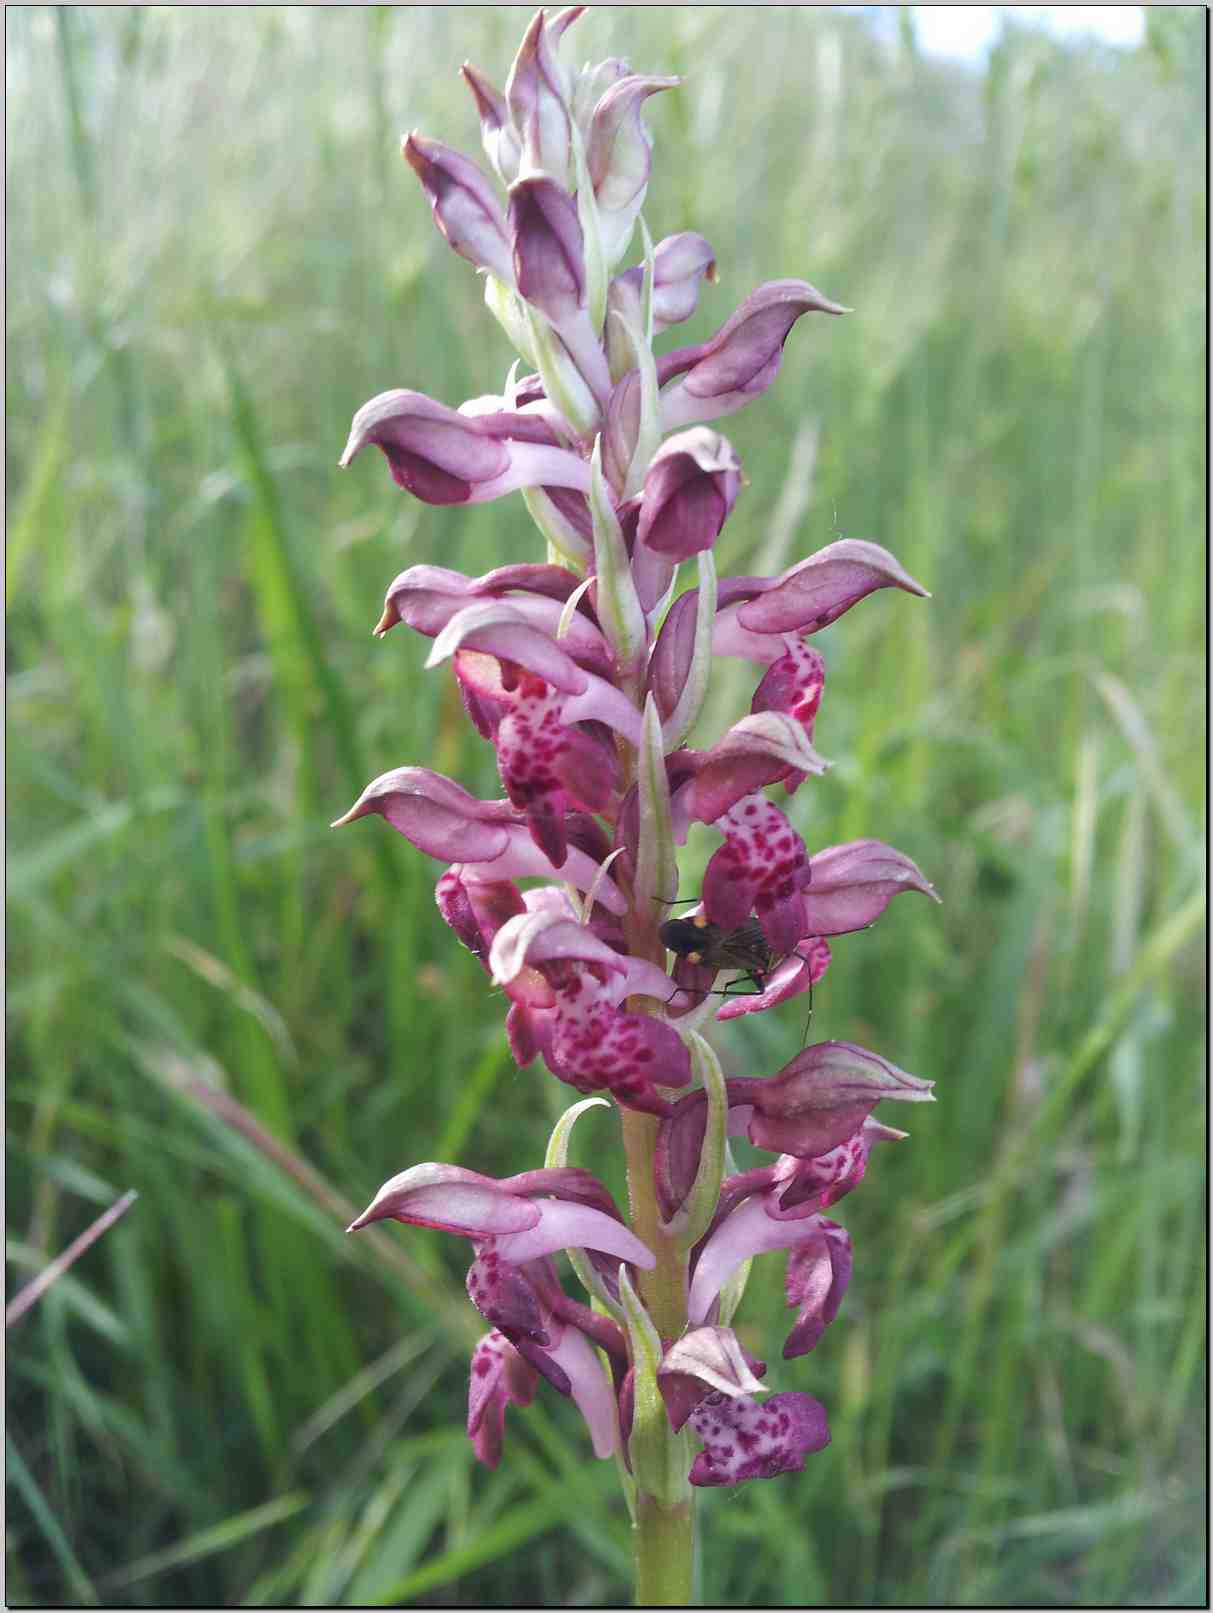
[730,1041,934,1161]
[348,1160,655,1270]
[688,1390,830,1486]
[334,766,628,914]
[637,428,742,559]
[489,910,627,989]
[684,713,830,825]
[646,231,718,330]
[340,390,591,507]
[800,839,941,935]
[736,538,930,637]
[658,279,847,432]
[587,74,679,214]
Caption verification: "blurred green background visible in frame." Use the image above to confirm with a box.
[6,5,1206,1606]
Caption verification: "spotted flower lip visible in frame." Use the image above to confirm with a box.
[657,1325,767,1432]
[468,1330,537,1469]
[688,1389,830,1487]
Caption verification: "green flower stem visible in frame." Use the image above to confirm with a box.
[634,1492,695,1606]
[620,1105,696,1605]
[617,716,696,1605]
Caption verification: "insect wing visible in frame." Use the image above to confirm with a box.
[713,918,776,976]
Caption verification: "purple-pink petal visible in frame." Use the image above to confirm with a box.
[587,73,679,213]
[492,1199,656,1269]
[687,1193,825,1325]
[341,389,591,506]
[659,279,846,430]
[637,428,741,559]
[347,1163,539,1238]
[545,1322,620,1458]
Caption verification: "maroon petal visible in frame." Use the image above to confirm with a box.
[648,588,699,723]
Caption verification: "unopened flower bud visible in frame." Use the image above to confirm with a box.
[403,132,515,285]
[461,63,522,183]
[506,9,574,187]
[609,232,717,344]
[587,73,680,266]
[509,175,586,326]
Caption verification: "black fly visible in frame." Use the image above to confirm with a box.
[660,912,817,1041]
[659,914,777,995]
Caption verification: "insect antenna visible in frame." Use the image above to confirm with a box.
[800,975,815,1047]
